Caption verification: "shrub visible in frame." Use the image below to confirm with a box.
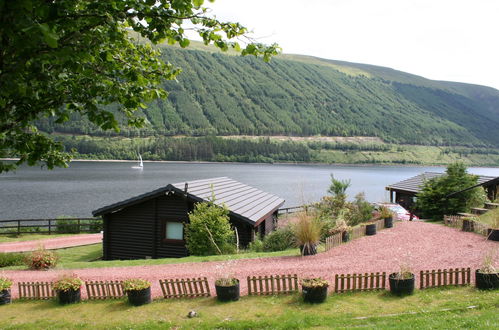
[122,278,151,292]
[24,248,59,270]
[262,227,295,252]
[56,217,79,234]
[185,200,235,256]
[0,277,13,291]
[248,237,264,252]
[87,219,103,233]
[349,193,374,225]
[293,212,322,252]
[53,274,83,292]
[301,278,329,288]
[416,163,483,220]
[0,252,25,267]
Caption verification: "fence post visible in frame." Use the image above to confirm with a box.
[48,219,51,235]
[78,218,81,233]
[17,220,21,236]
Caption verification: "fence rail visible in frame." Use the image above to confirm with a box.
[443,215,489,237]
[159,277,210,299]
[324,233,343,251]
[18,281,55,300]
[420,268,471,289]
[334,272,386,293]
[247,274,299,296]
[85,280,125,300]
[0,217,102,236]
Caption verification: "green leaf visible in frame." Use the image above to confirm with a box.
[38,23,58,48]
[179,38,190,48]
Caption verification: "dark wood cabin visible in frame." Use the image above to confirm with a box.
[386,172,499,211]
[92,177,284,260]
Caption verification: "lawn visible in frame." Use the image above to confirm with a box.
[2,243,306,270]
[0,287,497,329]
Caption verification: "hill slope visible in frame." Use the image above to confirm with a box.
[38,42,499,147]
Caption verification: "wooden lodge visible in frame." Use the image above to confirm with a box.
[92,177,284,260]
[385,172,499,210]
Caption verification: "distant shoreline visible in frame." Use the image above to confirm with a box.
[3,157,498,169]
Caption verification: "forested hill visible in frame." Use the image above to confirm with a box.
[38,42,499,147]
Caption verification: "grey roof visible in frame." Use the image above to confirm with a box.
[93,177,284,226]
[386,172,498,194]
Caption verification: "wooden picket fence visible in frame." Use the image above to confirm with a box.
[374,219,385,231]
[85,280,125,300]
[334,272,386,293]
[159,277,210,299]
[444,215,489,237]
[444,215,464,228]
[247,274,299,296]
[18,281,55,300]
[419,268,471,289]
[351,226,365,240]
[325,233,342,251]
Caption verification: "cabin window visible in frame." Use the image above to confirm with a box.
[163,221,184,243]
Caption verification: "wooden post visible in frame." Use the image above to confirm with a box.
[48,219,51,235]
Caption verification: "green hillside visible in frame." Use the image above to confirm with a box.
[37,41,499,148]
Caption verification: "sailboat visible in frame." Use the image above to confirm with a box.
[131,154,144,169]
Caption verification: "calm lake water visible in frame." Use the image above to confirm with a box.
[1,161,498,220]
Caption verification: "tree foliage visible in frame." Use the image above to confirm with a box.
[415,163,486,220]
[185,200,235,256]
[0,0,279,172]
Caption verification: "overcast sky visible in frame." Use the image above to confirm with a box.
[203,0,499,90]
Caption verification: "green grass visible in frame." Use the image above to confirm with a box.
[0,233,79,243]
[477,207,499,228]
[1,287,497,329]
[2,244,305,270]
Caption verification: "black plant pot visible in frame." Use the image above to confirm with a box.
[487,228,499,241]
[302,285,328,303]
[342,231,350,242]
[462,219,474,232]
[57,288,81,305]
[475,270,499,290]
[215,279,240,302]
[127,287,152,306]
[384,217,393,228]
[300,244,317,256]
[365,223,377,236]
[0,289,11,305]
[389,273,415,296]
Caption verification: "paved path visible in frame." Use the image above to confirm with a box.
[0,233,103,253]
[2,222,497,299]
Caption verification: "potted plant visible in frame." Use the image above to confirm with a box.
[486,214,499,241]
[53,274,83,304]
[379,206,394,228]
[214,277,240,302]
[301,278,328,303]
[389,264,415,296]
[330,218,351,242]
[364,221,377,236]
[293,212,322,256]
[0,277,13,305]
[475,251,499,290]
[122,278,152,306]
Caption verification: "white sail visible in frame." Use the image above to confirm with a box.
[132,153,144,169]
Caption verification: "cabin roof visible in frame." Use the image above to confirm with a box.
[92,177,285,226]
[385,172,498,194]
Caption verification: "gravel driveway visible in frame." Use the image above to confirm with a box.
[3,221,497,299]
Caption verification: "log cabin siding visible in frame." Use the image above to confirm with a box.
[154,194,189,258]
[105,199,156,260]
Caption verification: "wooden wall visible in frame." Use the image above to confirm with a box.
[103,192,256,260]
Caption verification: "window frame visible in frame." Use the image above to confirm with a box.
[161,219,185,245]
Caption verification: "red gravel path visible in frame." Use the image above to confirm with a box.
[3,222,497,299]
[0,233,102,253]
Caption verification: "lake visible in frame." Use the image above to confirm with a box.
[1,161,498,220]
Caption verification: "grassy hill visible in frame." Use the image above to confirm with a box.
[37,40,499,163]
